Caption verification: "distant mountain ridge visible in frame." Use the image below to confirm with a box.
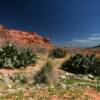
[0,25,53,50]
[93,45,100,48]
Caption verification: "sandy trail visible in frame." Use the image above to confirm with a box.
[84,88,100,100]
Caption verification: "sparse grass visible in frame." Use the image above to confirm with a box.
[0,53,100,99]
[0,71,100,99]
[0,82,99,100]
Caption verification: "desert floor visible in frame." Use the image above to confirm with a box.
[0,53,100,100]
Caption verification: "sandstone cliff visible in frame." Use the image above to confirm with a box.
[0,25,53,50]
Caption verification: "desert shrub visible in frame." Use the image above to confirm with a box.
[12,73,27,84]
[0,42,37,68]
[16,48,37,68]
[49,48,66,58]
[93,57,100,75]
[34,61,53,84]
[61,54,97,74]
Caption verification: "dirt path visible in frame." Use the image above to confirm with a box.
[84,88,100,100]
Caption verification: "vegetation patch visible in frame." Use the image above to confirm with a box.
[61,53,100,75]
[34,61,53,84]
[49,48,66,58]
[0,51,99,99]
[0,42,37,68]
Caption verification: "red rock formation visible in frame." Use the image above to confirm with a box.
[0,25,53,50]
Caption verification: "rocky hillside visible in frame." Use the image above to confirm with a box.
[0,25,53,50]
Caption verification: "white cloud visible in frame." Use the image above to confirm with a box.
[66,33,100,47]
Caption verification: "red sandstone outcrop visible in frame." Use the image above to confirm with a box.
[0,25,53,50]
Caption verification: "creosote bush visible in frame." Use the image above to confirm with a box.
[12,73,27,84]
[94,57,100,75]
[61,53,98,75]
[49,48,66,58]
[34,61,53,84]
[0,42,37,68]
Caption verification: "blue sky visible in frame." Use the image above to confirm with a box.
[0,0,100,47]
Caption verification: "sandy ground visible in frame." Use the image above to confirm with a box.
[84,88,100,100]
[0,54,100,100]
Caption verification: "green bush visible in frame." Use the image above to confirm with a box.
[34,61,53,84]
[61,54,97,74]
[0,42,37,68]
[93,58,100,75]
[49,48,66,58]
[13,73,27,84]
[16,48,37,68]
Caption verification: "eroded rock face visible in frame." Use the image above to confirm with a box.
[0,25,53,50]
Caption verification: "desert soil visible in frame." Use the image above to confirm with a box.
[0,54,99,100]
